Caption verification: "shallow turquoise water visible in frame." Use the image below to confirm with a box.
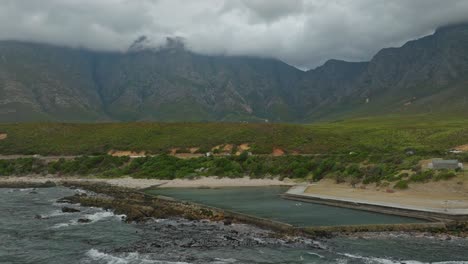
[147,187,426,226]
[1,187,468,264]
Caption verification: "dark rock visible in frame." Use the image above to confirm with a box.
[223,218,232,226]
[78,218,91,223]
[34,214,48,220]
[56,195,80,204]
[56,199,71,204]
[62,207,80,213]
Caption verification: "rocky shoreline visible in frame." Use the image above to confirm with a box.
[0,180,57,189]
[2,180,468,240]
[53,181,329,260]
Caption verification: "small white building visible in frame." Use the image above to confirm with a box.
[428,159,463,170]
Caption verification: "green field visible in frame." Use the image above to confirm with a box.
[0,115,467,156]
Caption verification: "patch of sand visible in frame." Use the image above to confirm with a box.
[454,144,468,152]
[108,150,146,157]
[239,143,250,151]
[189,147,200,154]
[304,178,468,210]
[169,148,179,155]
[272,148,285,157]
[0,176,294,189]
[213,144,233,152]
[173,153,205,159]
[159,176,294,188]
[236,143,251,155]
[0,133,7,140]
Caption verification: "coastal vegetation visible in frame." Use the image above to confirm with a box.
[0,116,466,187]
[0,116,467,156]
[0,152,464,186]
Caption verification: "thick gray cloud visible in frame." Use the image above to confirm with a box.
[0,0,467,69]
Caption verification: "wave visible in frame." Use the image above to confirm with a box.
[211,258,237,264]
[86,211,126,222]
[42,209,68,218]
[51,210,126,229]
[340,252,468,264]
[85,249,191,264]
[307,252,324,258]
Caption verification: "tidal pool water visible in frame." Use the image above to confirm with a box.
[1,187,468,264]
[146,186,425,226]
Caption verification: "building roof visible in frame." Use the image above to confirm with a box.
[432,159,459,165]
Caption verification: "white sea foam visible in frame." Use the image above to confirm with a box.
[307,252,325,258]
[211,258,237,264]
[74,189,88,194]
[43,209,67,218]
[51,210,126,229]
[85,249,191,264]
[85,211,125,222]
[340,252,468,264]
[335,259,348,264]
[52,222,75,228]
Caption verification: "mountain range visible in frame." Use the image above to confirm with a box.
[0,24,467,123]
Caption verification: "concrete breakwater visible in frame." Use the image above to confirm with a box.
[283,185,468,236]
[283,186,468,223]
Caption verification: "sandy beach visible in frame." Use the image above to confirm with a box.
[301,178,468,212]
[0,176,295,189]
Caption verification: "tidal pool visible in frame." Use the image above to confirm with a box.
[146,186,426,227]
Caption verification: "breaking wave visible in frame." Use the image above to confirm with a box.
[85,249,191,264]
[52,210,126,229]
[340,252,468,264]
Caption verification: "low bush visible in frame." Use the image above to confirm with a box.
[409,170,434,182]
[394,180,409,190]
[434,171,457,181]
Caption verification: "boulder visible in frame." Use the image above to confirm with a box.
[62,207,80,213]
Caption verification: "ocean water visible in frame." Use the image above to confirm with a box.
[1,187,468,264]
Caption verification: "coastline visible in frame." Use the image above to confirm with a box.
[1,176,467,238]
[0,176,295,189]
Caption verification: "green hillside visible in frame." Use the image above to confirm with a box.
[0,116,467,155]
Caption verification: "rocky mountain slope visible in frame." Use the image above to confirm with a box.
[0,24,467,122]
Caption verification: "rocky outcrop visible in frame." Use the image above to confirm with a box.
[60,182,225,223]
[61,207,80,213]
[0,181,56,188]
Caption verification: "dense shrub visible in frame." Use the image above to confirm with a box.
[394,180,409,190]
[434,170,457,181]
[409,170,434,182]
[0,152,460,184]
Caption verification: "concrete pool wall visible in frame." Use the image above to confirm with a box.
[144,187,455,236]
[151,193,448,236]
[283,186,468,223]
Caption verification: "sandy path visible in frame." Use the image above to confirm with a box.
[0,176,294,189]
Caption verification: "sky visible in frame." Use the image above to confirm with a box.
[1,0,468,69]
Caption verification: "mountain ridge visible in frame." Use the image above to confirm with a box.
[0,24,467,122]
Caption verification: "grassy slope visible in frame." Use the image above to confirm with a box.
[0,115,467,155]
